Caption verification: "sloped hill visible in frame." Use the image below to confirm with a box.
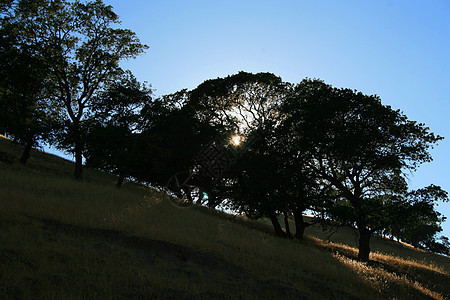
[0,136,449,299]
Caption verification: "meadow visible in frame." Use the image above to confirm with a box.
[0,136,448,299]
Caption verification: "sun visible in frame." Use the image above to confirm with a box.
[231,135,241,146]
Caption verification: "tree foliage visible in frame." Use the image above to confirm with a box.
[384,185,449,251]
[4,0,148,179]
[84,72,152,187]
[189,71,288,135]
[1,6,448,261]
[0,1,60,163]
[280,79,443,260]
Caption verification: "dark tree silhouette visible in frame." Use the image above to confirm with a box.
[227,136,288,238]
[189,72,301,235]
[84,72,151,187]
[0,7,59,163]
[5,0,147,179]
[281,79,443,261]
[130,90,224,194]
[189,71,287,136]
[384,185,448,250]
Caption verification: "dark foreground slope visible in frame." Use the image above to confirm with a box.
[0,136,449,299]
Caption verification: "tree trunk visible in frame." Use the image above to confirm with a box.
[293,209,309,240]
[74,138,83,181]
[182,186,194,203]
[203,187,217,208]
[269,212,286,238]
[411,230,419,248]
[116,172,125,188]
[358,227,372,262]
[283,210,293,239]
[207,192,217,208]
[19,141,33,164]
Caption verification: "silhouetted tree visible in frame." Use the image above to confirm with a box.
[281,79,443,261]
[426,236,450,256]
[0,4,60,163]
[131,90,225,193]
[6,0,147,179]
[384,185,448,251]
[273,107,331,239]
[188,72,327,238]
[84,72,151,187]
[226,133,288,238]
[189,71,287,136]
[189,72,299,235]
[223,123,325,239]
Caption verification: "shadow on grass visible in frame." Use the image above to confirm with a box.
[26,215,313,299]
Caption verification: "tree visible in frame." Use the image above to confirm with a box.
[8,0,147,179]
[84,72,151,187]
[128,90,225,195]
[385,185,449,250]
[272,105,330,239]
[0,4,60,163]
[224,123,323,240]
[189,72,300,233]
[189,71,287,136]
[188,72,327,238]
[226,131,289,238]
[281,79,443,261]
[427,236,450,256]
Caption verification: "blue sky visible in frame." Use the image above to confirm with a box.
[54,0,450,236]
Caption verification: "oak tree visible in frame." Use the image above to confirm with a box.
[0,3,59,163]
[7,0,147,179]
[281,79,443,261]
[84,72,151,187]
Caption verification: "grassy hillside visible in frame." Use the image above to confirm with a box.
[0,136,449,299]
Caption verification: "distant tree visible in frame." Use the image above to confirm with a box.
[385,185,449,251]
[427,236,450,256]
[281,79,443,261]
[7,0,148,179]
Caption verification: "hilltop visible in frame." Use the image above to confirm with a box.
[0,136,449,299]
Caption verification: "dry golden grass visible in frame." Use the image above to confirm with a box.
[333,253,445,300]
[1,136,449,299]
[308,236,449,299]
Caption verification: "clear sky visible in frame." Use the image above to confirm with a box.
[57,0,450,236]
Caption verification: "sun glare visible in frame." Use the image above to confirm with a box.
[231,135,241,146]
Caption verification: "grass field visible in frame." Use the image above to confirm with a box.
[0,136,449,299]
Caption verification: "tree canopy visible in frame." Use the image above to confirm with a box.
[2,0,148,179]
[279,79,444,260]
[0,0,448,260]
[0,1,60,163]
